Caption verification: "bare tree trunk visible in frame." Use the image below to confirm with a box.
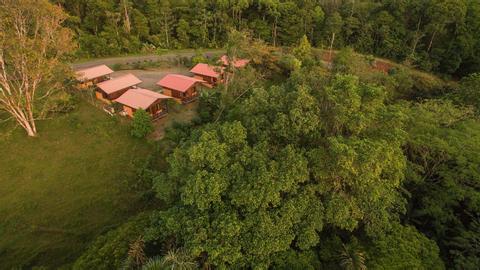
[272,17,278,47]
[427,29,437,53]
[329,32,336,61]
[163,16,170,47]
[350,0,355,17]
[122,0,131,34]
[410,18,423,55]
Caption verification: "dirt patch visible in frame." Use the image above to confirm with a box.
[112,67,190,90]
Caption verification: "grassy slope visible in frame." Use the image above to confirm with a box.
[0,100,149,268]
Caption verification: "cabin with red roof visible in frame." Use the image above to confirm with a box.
[115,88,171,119]
[75,65,114,88]
[220,55,250,68]
[189,63,224,88]
[157,74,205,104]
[95,74,142,103]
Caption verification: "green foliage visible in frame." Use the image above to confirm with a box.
[59,0,480,76]
[270,250,320,270]
[131,109,153,138]
[73,213,150,270]
[457,73,480,113]
[160,248,197,270]
[279,54,301,74]
[404,100,480,269]
[367,223,444,270]
[190,50,207,66]
[150,73,409,268]
[332,47,354,74]
[292,35,313,65]
[339,239,366,270]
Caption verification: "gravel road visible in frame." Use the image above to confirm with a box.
[71,49,225,70]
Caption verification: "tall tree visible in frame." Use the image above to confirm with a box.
[0,0,75,136]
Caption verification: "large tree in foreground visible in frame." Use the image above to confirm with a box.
[151,74,409,268]
[0,0,74,136]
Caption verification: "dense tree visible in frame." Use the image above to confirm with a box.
[56,0,480,76]
[455,73,480,113]
[366,223,444,269]
[148,73,408,267]
[404,100,480,269]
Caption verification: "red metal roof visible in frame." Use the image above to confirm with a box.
[220,55,250,68]
[96,74,142,94]
[75,65,113,81]
[115,88,171,110]
[190,63,223,78]
[157,74,204,93]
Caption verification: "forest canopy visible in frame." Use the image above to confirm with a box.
[3,0,479,269]
[53,0,480,76]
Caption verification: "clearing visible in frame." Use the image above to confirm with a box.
[0,101,150,268]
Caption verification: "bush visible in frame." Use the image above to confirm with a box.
[73,213,150,270]
[131,109,153,138]
[332,47,354,74]
[191,50,208,66]
[279,54,302,74]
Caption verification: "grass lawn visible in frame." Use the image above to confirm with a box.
[0,100,151,268]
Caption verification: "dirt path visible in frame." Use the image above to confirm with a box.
[71,49,225,70]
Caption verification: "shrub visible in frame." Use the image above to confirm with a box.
[131,109,153,138]
[73,213,150,270]
[332,47,354,74]
[279,54,302,74]
[191,50,208,66]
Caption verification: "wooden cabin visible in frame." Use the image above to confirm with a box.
[75,65,114,88]
[115,88,171,119]
[95,74,142,103]
[189,63,224,88]
[219,55,250,68]
[157,74,205,104]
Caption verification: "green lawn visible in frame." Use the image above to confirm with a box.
[0,100,150,268]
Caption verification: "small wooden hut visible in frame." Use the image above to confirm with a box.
[75,65,114,88]
[219,55,250,68]
[156,74,205,104]
[115,88,171,119]
[189,63,224,88]
[95,74,142,103]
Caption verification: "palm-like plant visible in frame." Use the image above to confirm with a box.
[162,248,197,270]
[141,256,163,270]
[339,242,367,270]
[141,248,197,270]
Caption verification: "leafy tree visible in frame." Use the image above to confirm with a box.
[366,223,444,270]
[332,47,354,74]
[176,19,191,48]
[131,109,153,138]
[404,100,480,269]
[0,0,75,136]
[292,35,313,65]
[456,73,480,113]
[323,12,343,51]
[151,74,408,268]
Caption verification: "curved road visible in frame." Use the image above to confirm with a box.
[71,49,225,70]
